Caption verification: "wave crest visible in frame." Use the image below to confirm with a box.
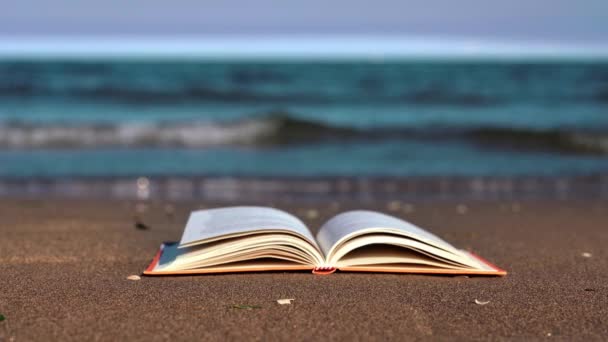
[0,113,356,148]
[0,114,607,155]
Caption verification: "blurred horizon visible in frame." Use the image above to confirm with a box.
[2,36,608,60]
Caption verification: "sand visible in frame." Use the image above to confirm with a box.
[1,199,607,341]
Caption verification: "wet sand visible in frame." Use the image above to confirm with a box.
[1,199,607,341]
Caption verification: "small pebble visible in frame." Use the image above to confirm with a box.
[306,209,319,219]
[277,298,295,305]
[127,275,141,281]
[135,220,150,230]
[582,252,592,258]
[387,201,401,211]
[456,204,468,214]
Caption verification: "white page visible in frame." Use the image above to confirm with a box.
[327,234,480,268]
[179,206,318,248]
[172,233,323,268]
[335,244,464,269]
[316,210,459,257]
[153,243,311,272]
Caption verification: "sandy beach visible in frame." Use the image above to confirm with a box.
[1,198,607,341]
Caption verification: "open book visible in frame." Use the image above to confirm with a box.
[144,206,506,276]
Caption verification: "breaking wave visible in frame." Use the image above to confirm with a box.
[0,113,356,148]
[0,113,607,155]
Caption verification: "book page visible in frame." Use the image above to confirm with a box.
[167,233,323,270]
[179,206,318,249]
[327,233,481,269]
[334,244,465,269]
[154,241,317,272]
[316,210,459,257]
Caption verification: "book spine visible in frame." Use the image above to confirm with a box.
[312,266,336,275]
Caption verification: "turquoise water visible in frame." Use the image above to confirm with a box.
[1,60,607,178]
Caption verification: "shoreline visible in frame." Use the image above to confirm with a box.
[1,198,607,340]
[1,175,607,202]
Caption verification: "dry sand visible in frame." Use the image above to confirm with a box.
[0,199,607,341]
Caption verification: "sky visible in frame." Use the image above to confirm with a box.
[1,1,607,58]
[2,0,607,43]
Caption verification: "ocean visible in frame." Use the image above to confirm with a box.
[1,60,608,179]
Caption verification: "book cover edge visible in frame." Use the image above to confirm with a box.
[143,243,166,274]
[467,251,507,276]
[143,243,506,276]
